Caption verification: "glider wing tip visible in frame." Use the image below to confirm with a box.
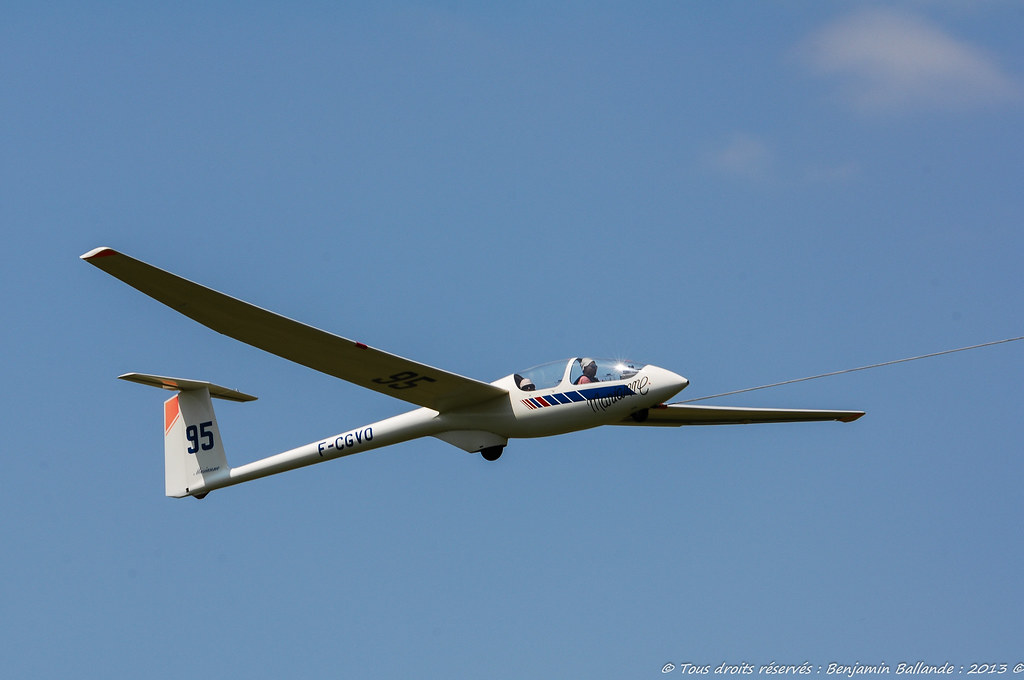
[81,246,119,261]
[840,411,866,423]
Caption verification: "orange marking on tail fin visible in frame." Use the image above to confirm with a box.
[164,396,180,434]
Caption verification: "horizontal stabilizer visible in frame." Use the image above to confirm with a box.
[618,403,864,427]
[119,373,258,402]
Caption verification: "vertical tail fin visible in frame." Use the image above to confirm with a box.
[163,388,229,498]
[120,373,256,499]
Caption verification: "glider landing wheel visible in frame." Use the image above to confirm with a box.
[480,446,504,462]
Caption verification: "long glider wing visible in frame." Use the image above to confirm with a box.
[618,403,864,426]
[82,247,507,412]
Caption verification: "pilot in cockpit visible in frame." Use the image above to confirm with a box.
[575,358,599,384]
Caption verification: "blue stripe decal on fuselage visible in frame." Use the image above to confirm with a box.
[577,385,636,400]
[525,385,637,409]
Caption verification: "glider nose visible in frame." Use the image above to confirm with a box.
[645,365,689,401]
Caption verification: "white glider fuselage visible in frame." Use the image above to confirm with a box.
[203,363,689,494]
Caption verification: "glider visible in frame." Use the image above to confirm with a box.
[82,247,863,499]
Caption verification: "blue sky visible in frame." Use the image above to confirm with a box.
[3,3,1022,678]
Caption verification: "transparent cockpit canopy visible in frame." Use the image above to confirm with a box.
[514,357,647,391]
[514,359,567,391]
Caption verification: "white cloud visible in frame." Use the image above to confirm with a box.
[709,134,773,180]
[801,9,1021,112]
